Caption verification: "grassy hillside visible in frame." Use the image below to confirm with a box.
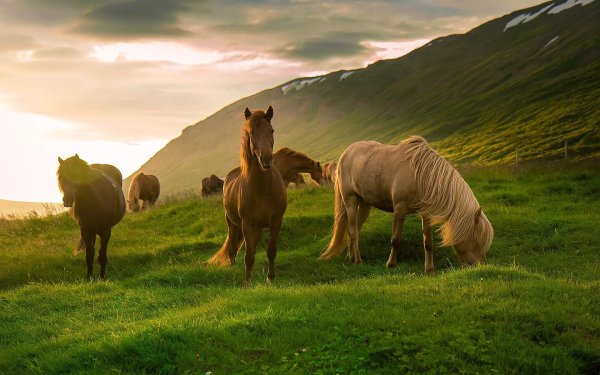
[1,162,599,373]
[124,1,600,195]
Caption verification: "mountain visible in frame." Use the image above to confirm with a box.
[124,0,600,195]
[0,199,65,218]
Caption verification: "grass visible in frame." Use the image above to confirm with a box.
[1,162,599,374]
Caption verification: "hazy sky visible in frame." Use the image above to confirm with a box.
[0,0,542,202]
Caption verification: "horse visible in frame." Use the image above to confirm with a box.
[207,106,287,286]
[289,173,306,187]
[322,161,337,183]
[201,174,224,196]
[57,154,126,279]
[320,136,493,273]
[73,163,123,254]
[273,147,323,186]
[127,172,160,211]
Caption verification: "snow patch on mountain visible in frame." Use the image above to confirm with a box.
[504,0,595,32]
[281,77,325,95]
[549,0,595,14]
[339,72,354,81]
[544,36,560,48]
[504,4,554,31]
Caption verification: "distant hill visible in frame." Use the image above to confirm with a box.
[124,0,600,195]
[0,199,65,219]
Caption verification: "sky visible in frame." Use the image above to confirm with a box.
[0,0,543,202]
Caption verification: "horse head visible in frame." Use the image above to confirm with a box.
[245,106,274,171]
[310,161,323,184]
[57,154,87,207]
[454,208,493,265]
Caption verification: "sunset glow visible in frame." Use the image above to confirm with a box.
[0,0,543,206]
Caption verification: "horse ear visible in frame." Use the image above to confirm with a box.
[316,161,321,168]
[244,107,252,120]
[58,157,63,164]
[265,106,273,122]
[75,154,79,159]
[475,207,483,223]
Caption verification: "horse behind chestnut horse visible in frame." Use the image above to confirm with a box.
[273,147,322,186]
[322,161,337,183]
[207,106,287,286]
[128,172,160,211]
[201,174,224,196]
[320,136,493,273]
[57,154,126,279]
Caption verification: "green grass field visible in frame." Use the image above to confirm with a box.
[1,162,599,374]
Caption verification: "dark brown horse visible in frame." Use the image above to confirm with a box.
[207,106,287,286]
[57,154,126,279]
[74,163,123,253]
[273,147,323,186]
[201,174,224,197]
[289,173,306,186]
[127,172,160,211]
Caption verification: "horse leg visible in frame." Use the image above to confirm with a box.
[387,206,408,268]
[357,203,371,232]
[98,229,111,279]
[345,194,362,264]
[422,217,435,274]
[266,217,283,284]
[242,222,262,287]
[82,229,95,280]
[142,200,148,210]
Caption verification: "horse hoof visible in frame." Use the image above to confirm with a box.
[386,261,396,268]
[426,268,435,275]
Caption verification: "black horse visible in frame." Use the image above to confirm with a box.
[57,154,126,279]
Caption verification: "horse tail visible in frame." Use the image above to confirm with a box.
[320,177,348,259]
[207,234,243,266]
[74,237,86,255]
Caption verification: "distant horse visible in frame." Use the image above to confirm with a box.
[273,147,323,186]
[207,106,287,286]
[201,174,224,196]
[322,161,337,183]
[128,172,160,211]
[57,154,126,279]
[320,136,493,273]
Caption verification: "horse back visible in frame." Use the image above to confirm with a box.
[74,170,125,231]
[339,141,417,212]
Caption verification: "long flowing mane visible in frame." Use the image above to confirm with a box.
[57,156,92,192]
[128,173,142,202]
[402,136,493,249]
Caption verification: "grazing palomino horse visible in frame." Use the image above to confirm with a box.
[322,161,337,183]
[207,106,287,286]
[320,136,493,273]
[201,174,224,196]
[57,155,126,279]
[128,172,160,211]
[273,147,323,186]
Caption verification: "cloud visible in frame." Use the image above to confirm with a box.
[70,0,191,39]
[278,34,371,61]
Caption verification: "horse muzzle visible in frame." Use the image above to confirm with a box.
[259,157,272,170]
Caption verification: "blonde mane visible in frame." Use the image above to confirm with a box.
[402,136,493,250]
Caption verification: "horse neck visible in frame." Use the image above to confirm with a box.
[244,153,273,190]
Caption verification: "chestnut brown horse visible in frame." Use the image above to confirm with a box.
[57,154,125,279]
[207,106,287,286]
[273,147,322,186]
[128,172,160,211]
[322,161,337,183]
[201,174,224,196]
[320,136,493,273]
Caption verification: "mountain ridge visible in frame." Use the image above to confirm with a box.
[124,0,600,195]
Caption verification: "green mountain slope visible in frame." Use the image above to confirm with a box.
[125,1,600,195]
